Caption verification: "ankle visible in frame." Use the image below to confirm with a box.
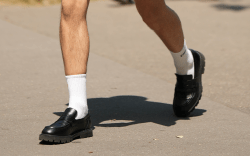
[170,40,194,78]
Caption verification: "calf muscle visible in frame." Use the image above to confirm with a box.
[134,0,184,52]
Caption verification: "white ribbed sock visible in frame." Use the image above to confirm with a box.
[170,40,194,79]
[66,74,88,120]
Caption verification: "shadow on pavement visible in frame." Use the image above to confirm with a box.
[39,140,63,145]
[113,0,134,4]
[40,95,206,145]
[108,0,134,7]
[55,95,206,127]
[212,4,249,11]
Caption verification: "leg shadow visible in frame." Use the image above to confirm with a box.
[54,95,206,127]
[113,0,134,5]
[48,95,206,145]
[108,0,134,7]
[85,95,206,127]
[212,4,250,11]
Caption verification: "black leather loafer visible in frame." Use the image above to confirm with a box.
[39,108,93,143]
[173,49,205,117]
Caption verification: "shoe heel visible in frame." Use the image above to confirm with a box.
[201,62,205,74]
[199,52,206,74]
[80,129,93,138]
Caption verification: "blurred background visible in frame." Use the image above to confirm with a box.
[0,0,61,6]
[0,0,134,6]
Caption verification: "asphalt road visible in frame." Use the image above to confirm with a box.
[0,0,249,114]
[0,0,250,155]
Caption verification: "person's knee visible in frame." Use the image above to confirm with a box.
[61,0,89,20]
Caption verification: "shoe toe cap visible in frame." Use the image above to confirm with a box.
[41,123,72,136]
[41,126,56,135]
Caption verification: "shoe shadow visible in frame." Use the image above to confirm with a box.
[39,140,63,145]
[41,95,206,145]
[113,0,134,5]
[107,0,134,8]
[57,95,206,127]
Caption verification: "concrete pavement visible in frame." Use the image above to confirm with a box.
[0,0,250,114]
[0,0,250,155]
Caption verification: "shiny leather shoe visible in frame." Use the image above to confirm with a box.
[173,49,205,117]
[39,108,93,143]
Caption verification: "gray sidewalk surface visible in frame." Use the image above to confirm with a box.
[0,0,250,114]
[0,0,250,155]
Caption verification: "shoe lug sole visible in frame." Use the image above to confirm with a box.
[39,128,93,143]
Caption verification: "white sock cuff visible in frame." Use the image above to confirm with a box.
[65,74,86,79]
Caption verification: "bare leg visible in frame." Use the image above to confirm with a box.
[60,0,90,75]
[134,0,205,117]
[134,0,184,53]
[39,1,92,143]
[60,0,90,119]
